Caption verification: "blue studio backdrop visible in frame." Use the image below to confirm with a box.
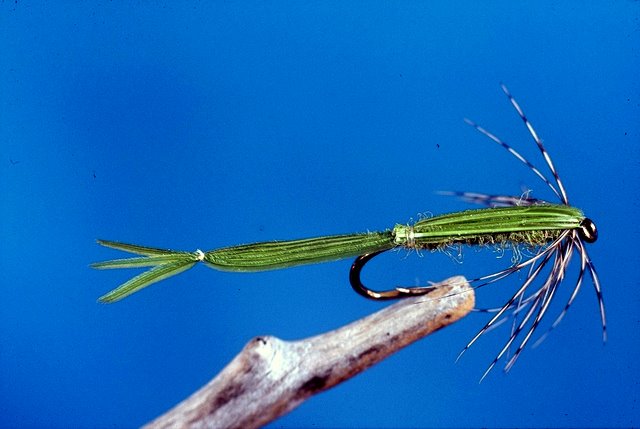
[2,2,639,428]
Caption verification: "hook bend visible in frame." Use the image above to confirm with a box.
[349,251,436,300]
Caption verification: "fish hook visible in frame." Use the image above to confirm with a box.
[349,251,436,300]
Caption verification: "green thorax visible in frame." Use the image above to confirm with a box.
[393,204,585,249]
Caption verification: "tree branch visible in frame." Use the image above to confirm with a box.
[144,276,474,429]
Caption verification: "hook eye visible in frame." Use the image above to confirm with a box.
[579,218,598,243]
[349,251,436,300]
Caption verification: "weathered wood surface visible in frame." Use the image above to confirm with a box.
[144,276,474,429]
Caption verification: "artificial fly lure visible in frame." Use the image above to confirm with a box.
[93,85,603,376]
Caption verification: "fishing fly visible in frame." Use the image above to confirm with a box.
[93,85,603,376]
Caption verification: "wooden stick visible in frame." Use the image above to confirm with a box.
[144,276,474,429]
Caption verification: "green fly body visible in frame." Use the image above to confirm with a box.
[93,85,602,377]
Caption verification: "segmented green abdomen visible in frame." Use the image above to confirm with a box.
[393,204,584,249]
[204,231,395,272]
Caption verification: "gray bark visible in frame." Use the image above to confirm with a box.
[144,276,474,429]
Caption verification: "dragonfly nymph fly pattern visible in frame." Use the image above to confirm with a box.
[92,85,603,377]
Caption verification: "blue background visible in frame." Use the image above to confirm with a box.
[2,2,639,428]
